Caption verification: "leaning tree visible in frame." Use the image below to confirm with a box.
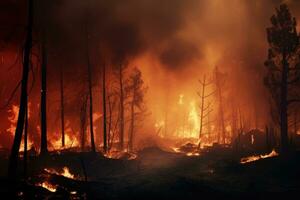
[264,4,300,153]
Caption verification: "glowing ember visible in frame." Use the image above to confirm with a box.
[104,150,137,160]
[172,145,200,157]
[240,149,279,164]
[186,152,200,157]
[44,166,75,179]
[37,181,57,192]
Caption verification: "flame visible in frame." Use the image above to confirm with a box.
[178,94,184,105]
[50,132,80,151]
[104,149,137,160]
[37,181,57,192]
[172,146,200,157]
[240,149,279,164]
[44,166,75,179]
[7,105,19,135]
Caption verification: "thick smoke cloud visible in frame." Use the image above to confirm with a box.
[1,0,300,148]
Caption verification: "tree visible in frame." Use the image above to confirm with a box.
[118,62,128,150]
[80,95,88,151]
[264,4,300,153]
[214,66,226,144]
[127,67,147,152]
[40,25,48,156]
[197,75,214,149]
[102,64,107,153]
[85,20,96,153]
[8,0,33,178]
[60,66,65,147]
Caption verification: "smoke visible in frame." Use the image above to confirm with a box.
[1,0,300,148]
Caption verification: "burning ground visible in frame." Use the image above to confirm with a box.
[0,147,300,199]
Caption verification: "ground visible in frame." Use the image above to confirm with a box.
[0,146,299,199]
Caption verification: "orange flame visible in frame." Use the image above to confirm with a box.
[44,166,75,179]
[240,149,279,164]
[37,181,57,192]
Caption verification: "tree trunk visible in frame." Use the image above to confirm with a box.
[60,66,65,147]
[8,0,33,178]
[129,89,136,152]
[107,95,112,150]
[102,64,107,153]
[40,28,48,156]
[85,23,95,153]
[23,105,28,179]
[199,75,206,139]
[215,67,225,144]
[280,53,289,153]
[119,64,124,150]
[81,97,88,151]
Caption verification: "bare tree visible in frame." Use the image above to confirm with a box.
[102,64,107,153]
[40,26,48,156]
[60,66,65,147]
[80,95,88,151]
[214,66,226,144]
[197,75,214,149]
[84,20,96,153]
[8,0,33,178]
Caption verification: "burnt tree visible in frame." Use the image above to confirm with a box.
[102,64,107,153]
[197,75,214,149]
[214,66,226,144]
[60,66,65,147]
[40,8,48,156]
[118,63,126,150]
[264,4,300,153]
[8,0,33,178]
[85,21,96,153]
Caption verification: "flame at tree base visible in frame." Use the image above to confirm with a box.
[240,149,279,164]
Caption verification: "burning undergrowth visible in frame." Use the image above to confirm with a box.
[240,149,279,164]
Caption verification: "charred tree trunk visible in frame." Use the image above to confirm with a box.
[8,0,33,178]
[40,28,48,156]
[280,53,289,153]
[85,23,96,153]
[107,94,112,150]
[215,67,225,144]
[102,64,107,153]
[23,105,28,179]
[293,110,297,144]
[129,89,136,152]
[80,97,88,151]
[119,64,125,150]
[199,75,206,139]
[60,66,65,147]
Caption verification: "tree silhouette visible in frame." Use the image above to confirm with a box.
[8,0,33,178]
[264,4,300,153]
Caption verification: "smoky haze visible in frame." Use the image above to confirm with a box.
[0,0,300,148]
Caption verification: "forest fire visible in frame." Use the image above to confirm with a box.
[1,1,300,199]
[240,150,279,164]
[37,181,57,193]
[44,167,75,179]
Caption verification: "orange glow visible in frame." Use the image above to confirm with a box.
[104,149,137,160]
[44,166,75,179]
[7,104,19,136]
[37,181,57,192]
[240,149,279,164]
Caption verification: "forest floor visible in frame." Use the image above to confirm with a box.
[0,146,299,199]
